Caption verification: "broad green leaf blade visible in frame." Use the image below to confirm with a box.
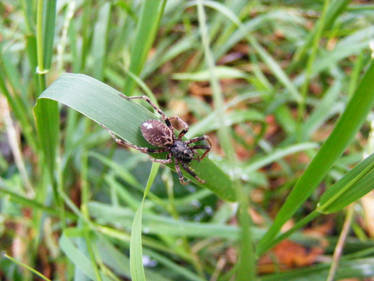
[318,153,374,213]
[257,61,374,255]
[37,73,236,201]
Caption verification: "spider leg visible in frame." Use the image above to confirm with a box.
[191,145,211,161]
[119,94,169,121]
[151,153,173,164]
[186,135,212,160]
[174,159,188,185]
[169,116,189,139]
[181,163,205,184]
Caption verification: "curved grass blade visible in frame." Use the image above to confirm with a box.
[261,257,374,281]
[36,73,236,201]
[318,153,374,214]
[130,163,159,281]
[257,61,374,255]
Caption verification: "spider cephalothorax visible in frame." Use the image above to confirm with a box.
[104,95,211,185]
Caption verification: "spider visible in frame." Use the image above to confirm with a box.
[103,94,212,185]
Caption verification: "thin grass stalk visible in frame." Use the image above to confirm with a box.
[130,163,160,281]
[80,139,103,281]
[1,98,34,196]
[162,170,205,277]
[289,0,351,71]
[79,0,92,71]
[123,0,167,95]
[0,180,75,219]
[196,2,256,280]
[297,0,331,133]
[326,205,354,281]
[36,0,46,89]
[35,0,60,203]
[0,68,38,152]
[259,211,320,255]
[2,253,52,281]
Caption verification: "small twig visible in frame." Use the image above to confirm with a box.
[210,257,226,281]
[0,97,34,197]
[2,252,51,281]
[326,204,355,281]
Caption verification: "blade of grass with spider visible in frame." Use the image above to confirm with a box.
[37,73,236,201]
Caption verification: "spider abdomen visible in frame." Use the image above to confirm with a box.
[141,119,173,147]
[171,140,194,163]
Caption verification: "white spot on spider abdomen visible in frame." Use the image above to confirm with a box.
[143,122,153,129]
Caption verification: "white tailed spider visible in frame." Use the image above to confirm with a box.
[103,94,212,185]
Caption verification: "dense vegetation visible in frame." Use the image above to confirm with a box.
[1,0,374,280]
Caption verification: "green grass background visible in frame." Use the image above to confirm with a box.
[1,0,374,280]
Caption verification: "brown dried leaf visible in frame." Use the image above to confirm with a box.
[258,240,324,273]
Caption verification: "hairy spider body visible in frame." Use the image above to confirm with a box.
[103,94,212,185]
[170,140,194,163]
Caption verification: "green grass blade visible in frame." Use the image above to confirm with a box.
[96,237,169,281]
[318,153,374,213]
[248,37,301,103]
[2,253,51,281]
[173,66,248,81]
[257,61,374,255]
[60,234,98,280]
[300,80,342,140]
[130,205,146,281]
[0,54,37,152]
[37,73,236,201]
[88,202,267,240]
[123,0,166,95]
[35,0,60,203]
[245,142,318,173]
[91,2,111,80]
[290,0,351,70]
[0,182,75,219]
[41,0,57,69]
[60,233,110,281]
[33,100,59,184]
[196,2,255,279]
[130,164,159,281]
[297,0,331,125]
